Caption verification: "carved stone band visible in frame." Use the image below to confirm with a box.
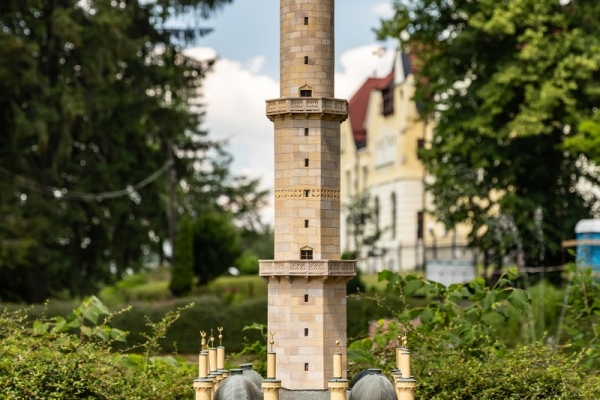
[274,189,340,199]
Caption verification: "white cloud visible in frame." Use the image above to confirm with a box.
[187,45,395,224]
[246,56,266,74]
[335,45,396,99]
[184,47,217,61]
[373,2,395,19]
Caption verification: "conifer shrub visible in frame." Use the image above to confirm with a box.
[169,216,195,297]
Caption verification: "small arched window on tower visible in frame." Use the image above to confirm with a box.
[299,84,312,98]
[300,246,313,260]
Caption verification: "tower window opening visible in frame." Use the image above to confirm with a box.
[303,189,310,197]
[304,56,309,65]
[304,294,309,302]
[305,158,309,167]
[304,219,309,228]
[304,363,309,371]
[300,89,312,97]
[304,328,309,336]
[300,250,313,260]
[304,128,309,136]
[304,17,309,25]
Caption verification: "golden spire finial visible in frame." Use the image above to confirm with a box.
[402,334,408,349]
[335,339,340,347]
[210,329,215,348]
[200,331,207,351]
[218,327,224,346]
[269,331,276,352]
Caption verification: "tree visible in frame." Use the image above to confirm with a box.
[344,192,385,263]
[377,0,600,269]
[191,211,242,286]
[169,216,194,296]
[0,0,235,302]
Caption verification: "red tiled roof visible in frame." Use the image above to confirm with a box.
[348,71,394,149]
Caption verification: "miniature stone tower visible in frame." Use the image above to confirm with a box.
[259,0,356,392]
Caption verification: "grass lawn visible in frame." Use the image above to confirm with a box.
[206,275,267,299]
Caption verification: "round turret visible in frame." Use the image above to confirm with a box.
[348,369,397,400]
[240,363,264,389]
[213,369,263,400]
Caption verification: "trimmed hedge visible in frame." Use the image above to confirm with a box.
[3,293,404,355]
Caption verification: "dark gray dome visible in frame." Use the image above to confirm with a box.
[214,369,263,400]
[349,369,370,390]
[240,363,264,389]
[348,369,397,400]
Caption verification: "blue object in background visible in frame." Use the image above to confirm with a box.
[575,219,600,271]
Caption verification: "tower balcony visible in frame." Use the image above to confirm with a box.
[266,98,348,121]
[259,260,356,282]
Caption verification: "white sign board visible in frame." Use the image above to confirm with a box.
[426,260,476,287]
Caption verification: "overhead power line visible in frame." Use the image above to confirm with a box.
[0,160,174,201]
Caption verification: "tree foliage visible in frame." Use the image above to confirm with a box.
[377,0,600,268]
[0,0,270,303]
[344,191,385,262]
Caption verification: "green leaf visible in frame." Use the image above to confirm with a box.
[403,279,424,295]
[482,292,496,310]
[508,289,530,310]
[378,270,395,282]
[421,308,434,324]
[82,307,100,325]
[33,320,50,334]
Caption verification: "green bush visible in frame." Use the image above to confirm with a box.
[108,296,267,354]
[348,268,600,398]
[0,299,196,399]
[416,344,600,399]
[170,216,195,297]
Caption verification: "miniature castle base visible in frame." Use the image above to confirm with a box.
[279,389,333,400]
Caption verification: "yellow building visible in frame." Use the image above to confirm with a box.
[340,50,471,272]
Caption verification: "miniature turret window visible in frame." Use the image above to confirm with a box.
[300,85,313,97]
[304,220,309,228]
[304,128,309,136]
[303,190,310,197]
[300,249,313,260]
[305,158,309,167]
[304,56,309,65]
[304,17,309,25]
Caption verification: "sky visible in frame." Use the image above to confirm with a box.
[184,0,399,222]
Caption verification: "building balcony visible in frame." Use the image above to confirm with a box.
[259,260,356,281]
[266,98,348,120]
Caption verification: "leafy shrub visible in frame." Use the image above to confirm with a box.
[0,298,196,399]
[347,268,600,398]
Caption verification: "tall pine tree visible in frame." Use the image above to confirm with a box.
[0,0,247,302]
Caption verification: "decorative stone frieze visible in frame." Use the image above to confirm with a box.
[274,189,340,199]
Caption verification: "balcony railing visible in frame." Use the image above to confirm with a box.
[259,260,356,277]
[266,98,348,117]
